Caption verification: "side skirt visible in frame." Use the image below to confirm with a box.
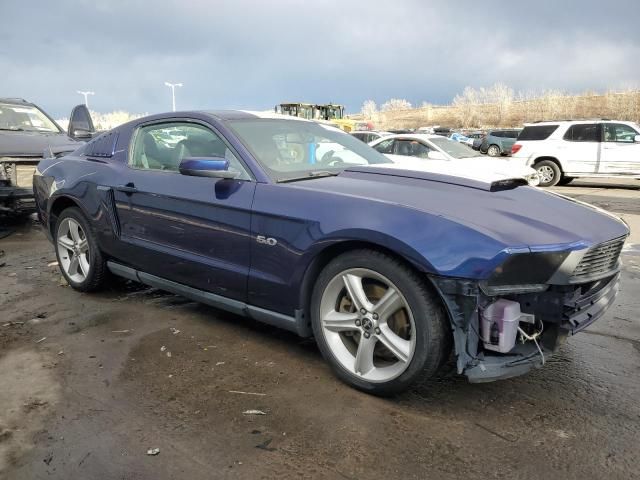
[107,261,311,337]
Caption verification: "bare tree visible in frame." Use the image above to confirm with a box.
[373,86,640,130]
[452,87,479,127]
[361,100,378,119]
[380,98,412,112]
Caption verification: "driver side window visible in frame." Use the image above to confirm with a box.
[604,124,637,143]
[130,122,250,179]
[373,139,394,154]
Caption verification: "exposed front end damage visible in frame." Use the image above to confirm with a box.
[0,157,40,216]
[431,235,625,382]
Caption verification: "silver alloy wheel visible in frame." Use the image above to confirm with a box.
[57,218,90,283]
[537,165,555,184]
[319,268,416,383]
[487,145,500,157]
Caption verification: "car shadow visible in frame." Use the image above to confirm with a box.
[560,180,640,190]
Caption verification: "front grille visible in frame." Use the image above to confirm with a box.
[570,236,625,282]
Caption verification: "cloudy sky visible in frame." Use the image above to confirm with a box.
[2,0,639,118]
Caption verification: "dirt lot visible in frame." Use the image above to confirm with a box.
[1,178,639,480]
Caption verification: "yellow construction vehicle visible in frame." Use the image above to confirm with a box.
[275,102,372,132]
[274,103,316,120]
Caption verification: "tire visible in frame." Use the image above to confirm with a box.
[54,207,108,292]
[535,160,562,187]
[487,144,501,157]
[310,249,450,396]
[558,176,574,186]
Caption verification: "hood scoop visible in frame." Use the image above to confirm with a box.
[342,166,527,192]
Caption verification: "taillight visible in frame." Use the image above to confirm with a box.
[511,144,522,155]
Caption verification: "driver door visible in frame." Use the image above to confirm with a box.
[599,123,640,175]
[113,120,255,302]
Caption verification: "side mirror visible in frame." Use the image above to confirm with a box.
[635,135,640,143]
[427,150,447,160]
[68,104,95,140]
[179,157,239,179]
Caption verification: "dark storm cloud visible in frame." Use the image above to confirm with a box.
[2,0,639,118]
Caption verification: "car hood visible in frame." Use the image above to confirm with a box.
[0,130,80,157]
[292,166,628,249]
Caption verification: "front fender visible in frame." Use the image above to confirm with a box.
[247,183,513,316]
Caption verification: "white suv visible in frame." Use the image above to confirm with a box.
[511,120,640,187]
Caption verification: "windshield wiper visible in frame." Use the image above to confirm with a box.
[277,171,339,183]
[0,127,24,131]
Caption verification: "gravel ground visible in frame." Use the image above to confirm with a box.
[1,178,639,480]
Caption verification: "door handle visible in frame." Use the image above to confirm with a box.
[115,183,138,194]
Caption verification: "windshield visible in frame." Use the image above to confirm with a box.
[228,119,390,181]
[0,103,60,132]
[428,136,478,159]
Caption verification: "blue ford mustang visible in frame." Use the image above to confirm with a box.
[33,110,628,395]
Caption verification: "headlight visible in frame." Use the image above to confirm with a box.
[480,252,569,295]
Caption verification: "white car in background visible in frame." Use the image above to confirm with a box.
[511,120,640,187]
[369,133,540,186]
[351,130,392,143]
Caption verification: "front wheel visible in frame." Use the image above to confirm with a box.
[54,207,108,292]
[535,160,562,187]
[311,250,450,396]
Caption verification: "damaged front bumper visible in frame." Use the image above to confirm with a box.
[431,272,620,383]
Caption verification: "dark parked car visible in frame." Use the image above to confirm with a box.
[464,132,486,150]
[34,110,628,395]
[0,99,95,216]
[480,129,521,156]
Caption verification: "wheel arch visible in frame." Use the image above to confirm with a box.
[48,195,85,236]
[533,156,563,172]
[297,239,442,331]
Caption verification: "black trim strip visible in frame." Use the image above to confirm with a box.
[106,261,311,337]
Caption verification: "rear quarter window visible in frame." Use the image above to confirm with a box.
[84,131,119,158]
[518,125,559,141]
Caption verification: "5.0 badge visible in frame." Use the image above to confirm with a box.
[256,235,278,246]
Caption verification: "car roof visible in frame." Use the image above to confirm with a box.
[377,133,442,141]
[202,110,313,122]
[523,119,636,126]
[351,130,390,134]
[0,97,34,106]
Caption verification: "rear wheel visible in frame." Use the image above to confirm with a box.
[535,160,562,187]
[311,250,450,395]
[487,144,501,157]
[55,207,108,292]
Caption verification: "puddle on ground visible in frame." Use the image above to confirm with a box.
[0,349,60,473]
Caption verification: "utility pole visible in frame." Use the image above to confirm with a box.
[77,90,95,108]
[164,82,183,112]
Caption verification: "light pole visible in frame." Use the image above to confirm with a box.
[164,82,183,112]
[77,90,95,108]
